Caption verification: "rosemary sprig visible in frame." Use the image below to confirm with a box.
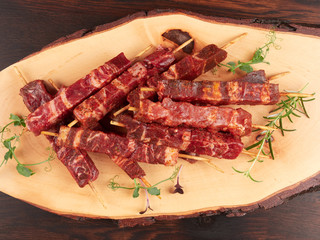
[1,114,55,177]
[221,30,280,73]
[233,84,315,181]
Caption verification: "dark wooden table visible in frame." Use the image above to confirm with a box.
[1,1,320,239]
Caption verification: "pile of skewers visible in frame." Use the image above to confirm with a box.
[9,30,313,208]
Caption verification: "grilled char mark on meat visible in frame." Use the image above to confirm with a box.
[135,98,252,137]
[161,44,227,80]
[26,53,131,136]
[157,79,280,105]
[20,80,99,187]
[57,126,136,158]
[73,62,148,129]
[117,114,243,159]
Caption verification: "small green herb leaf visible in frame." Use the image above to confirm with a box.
[9,114,26,127]
[16,164,34,177]
[3,139,11,149]
[147,187,160,196]
[239,64,253,73]
[4,151,12,161]
[227,61,236,67]
[133,187,140,198]
[221,30,279,73]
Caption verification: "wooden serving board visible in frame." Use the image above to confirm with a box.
[0,11,320,225]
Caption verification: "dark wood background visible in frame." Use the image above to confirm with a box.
[1,0,320,239]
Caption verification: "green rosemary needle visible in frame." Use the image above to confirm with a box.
[233,84,315,182]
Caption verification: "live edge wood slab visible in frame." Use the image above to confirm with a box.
[0,10,320,227]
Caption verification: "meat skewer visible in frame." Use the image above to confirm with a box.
[110,115,270,160]
[112,114,244,160]
[17,67,160,202]
[115,33,247,116]
[70,43,184,129]
[44,126,224,172]
[139,73,311,106]
[132,98,254,136]
[17,76,107,208]
[17,78,99,187]
[53,126,164,197]
[43,77,160,192]
[25,45,153,136]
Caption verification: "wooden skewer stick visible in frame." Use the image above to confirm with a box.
[252,124,277,131]
[280,92,314,98]
[221,33,248,50]
[268,71,290,81]
[68,119,78,128]
[14,66,28,85]
[203,161,225,173]
[178,153,210,161]
[140,87,157,92]
[88,182,107,209]
[41,131,59,137]
[48,78,59,91]
[178,154,224,173]
[110,120,125,127]
[132,44,153,62]
[173,38,194,54]
[241,149,271,160]
[128,106,139,112]
[113,105,130,117]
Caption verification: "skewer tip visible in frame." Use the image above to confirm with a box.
[113,104,130,117]
[173,38,194,54]
[110,120,125,128]
[48,79,59,91]
[221,32,248,50]
[252,124,277,131]
[41,131,59,137]
[13,66,28,85]
[128,106,139,112]
[88,181,107,209]
[268,71,290,81]
[68,119,78,128]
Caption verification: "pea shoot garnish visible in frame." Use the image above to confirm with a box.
[108,165,183,214]
[221,30,280,73]
[1,114,55,177]
[233,85,315,182]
